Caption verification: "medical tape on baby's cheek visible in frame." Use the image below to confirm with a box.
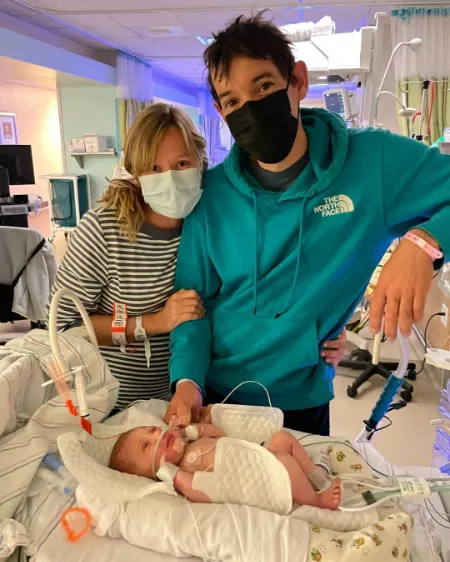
[151,426,169,478]
[173,438,185,453]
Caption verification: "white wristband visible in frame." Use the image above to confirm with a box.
[156,463,179,482]
[185,424,199,441]
[134,315,151,368]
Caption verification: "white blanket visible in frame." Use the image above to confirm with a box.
[0,329,119,559]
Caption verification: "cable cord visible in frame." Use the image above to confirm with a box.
[417,312,445,375]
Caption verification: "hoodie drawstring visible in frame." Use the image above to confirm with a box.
[252,195,307,318]
[252,193,259,315]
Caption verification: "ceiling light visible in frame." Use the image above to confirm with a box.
[318,76,328,80]
[149,28,172,37]
[197,36,214,46]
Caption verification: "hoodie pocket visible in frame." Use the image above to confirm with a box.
[211,308,319,376]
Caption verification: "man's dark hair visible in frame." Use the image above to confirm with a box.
[204,12,295,104]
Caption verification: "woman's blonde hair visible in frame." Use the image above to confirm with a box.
[100,103,208,242]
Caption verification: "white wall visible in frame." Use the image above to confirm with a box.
[0,79,63,237]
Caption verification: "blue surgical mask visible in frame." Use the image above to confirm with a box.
[139,168,202,219]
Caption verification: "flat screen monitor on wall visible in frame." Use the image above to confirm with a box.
[0,145,35,186]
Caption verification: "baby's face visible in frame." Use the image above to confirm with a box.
[110,426,185,478]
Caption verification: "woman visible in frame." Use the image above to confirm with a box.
[49,104,207,410]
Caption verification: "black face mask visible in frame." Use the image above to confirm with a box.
[225,87,298,164]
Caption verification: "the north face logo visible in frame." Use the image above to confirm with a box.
[314,195,354,217]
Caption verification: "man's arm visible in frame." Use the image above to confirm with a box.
[381,131,450,253]
[370,131,450,338]
[166,205,221,424]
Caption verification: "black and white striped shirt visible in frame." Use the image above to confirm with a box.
[50,206,181,409]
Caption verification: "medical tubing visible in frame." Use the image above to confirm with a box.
[368,376,403,428]
[366,329,408,429]
[220,381,273,409]
[152,425,170,478]
[49,288,99,373]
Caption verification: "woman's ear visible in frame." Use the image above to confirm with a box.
[291,60,309,102]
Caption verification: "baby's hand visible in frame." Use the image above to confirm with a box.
[198,405,212,424]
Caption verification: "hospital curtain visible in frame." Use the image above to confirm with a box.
[117,52,154,149]
[198,89,228,167]
[391,7,450,143]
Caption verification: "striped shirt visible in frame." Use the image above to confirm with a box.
[49,206,181,409]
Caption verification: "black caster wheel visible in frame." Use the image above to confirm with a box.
[407,369,417,381]
[400,390,413,403]
[347,386,358,399]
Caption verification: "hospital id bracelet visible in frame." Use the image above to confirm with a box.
[112,302,128,352]
[134,315,151,368]
[404,231,443,261]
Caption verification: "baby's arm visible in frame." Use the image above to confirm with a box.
[174,470,211,503]
[157,462,211,503]
[184,423,225,440]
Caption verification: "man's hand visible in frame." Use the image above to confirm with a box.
[164,381,203,427]
[322,330,346,367]
[369,230,436,340]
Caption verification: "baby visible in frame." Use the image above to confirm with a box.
[109,423,342,511]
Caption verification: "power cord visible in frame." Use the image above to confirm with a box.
[416,312,445,376]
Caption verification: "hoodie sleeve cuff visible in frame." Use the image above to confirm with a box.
[170,359,206,396]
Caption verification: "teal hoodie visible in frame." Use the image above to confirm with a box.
[170,108,450,409]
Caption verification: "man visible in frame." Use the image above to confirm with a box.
[165,14,450,435]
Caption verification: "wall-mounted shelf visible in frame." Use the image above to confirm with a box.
[71,150,117,169]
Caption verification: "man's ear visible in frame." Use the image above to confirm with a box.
[292,60,309,102]
[214,101,223,118]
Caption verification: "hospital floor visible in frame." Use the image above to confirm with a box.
[334,336,440,468]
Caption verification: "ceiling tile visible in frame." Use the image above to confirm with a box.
[129,26,190,38]
[28,0,96,7]
[174,9,248,36]
[120,36,204,57]
[0,0,38,15]
[53,13,119,28]
[83,0,164,8]
[113,37,168,57]
[109,11,179,27]
[50,26,112,49]
[18,14,66,28]
[83,26,140,38]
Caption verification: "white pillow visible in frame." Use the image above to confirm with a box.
[58,404,176,503]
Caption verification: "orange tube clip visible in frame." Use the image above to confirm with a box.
[61,507,92,543]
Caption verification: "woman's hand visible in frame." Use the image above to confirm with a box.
[153,289,205,334]
[164,381,203,427]
[322,330,347,367]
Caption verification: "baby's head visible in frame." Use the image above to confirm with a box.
[109,426,185,478]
